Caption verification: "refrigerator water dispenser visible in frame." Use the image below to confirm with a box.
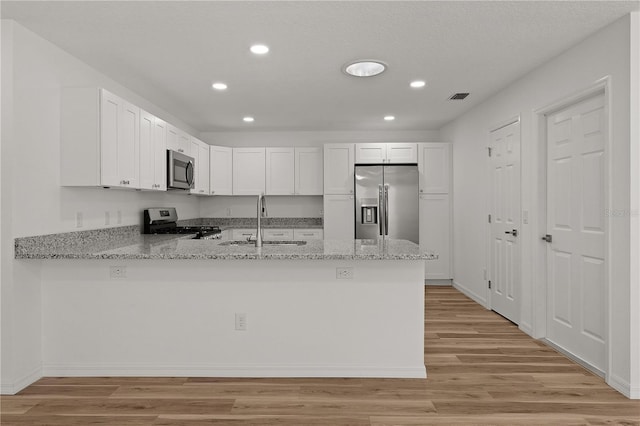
[361,205,378,224]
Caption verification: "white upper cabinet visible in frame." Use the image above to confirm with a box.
[418,143,451,194]
[139,110,166,191]
[295,147,323,195]
[210,145,233,195]
[233,147,266,195]
[167,124,190,155]
[355,143,417,164]
[190,138,210,195]
[61,88,140,189]
[266,147,295,195]
[323,144,354,194]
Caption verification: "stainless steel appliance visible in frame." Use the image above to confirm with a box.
[167,150,195,190]
[355,165,419,243]
[143,207,221,239]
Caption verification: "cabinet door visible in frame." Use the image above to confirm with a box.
[266,147,295,195]
[232,229,257,240]
[233,148,266,195]
[139,110,155,190]
[153,117,167,191]
[100,90,139,188]
[418,143,450,193]
[263,229,294,240]
[191,140,210,195]
[295,147,323,195]
[355,143,386,164]
[323,194,354,239]
[419,194,451,279]
[387,143,417,164]
[190,139,201,194]
[323,144,354,194]
[293,229,324,240]
[166,124,190,154]
[210,145,233,195]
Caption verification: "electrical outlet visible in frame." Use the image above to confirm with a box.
[105,211,111,226]
[235,313,247,331]
[109,266,127,279]
[76,212,83,228]
[336,267,354,279]
[117,210,122,224]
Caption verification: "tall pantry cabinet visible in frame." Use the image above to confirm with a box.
[322,144,355,239]
[418,143,452,281]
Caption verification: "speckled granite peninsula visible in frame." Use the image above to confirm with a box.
[15,225,436,381]
[15,231,435,260]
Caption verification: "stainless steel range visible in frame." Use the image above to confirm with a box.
[143,208,221,239]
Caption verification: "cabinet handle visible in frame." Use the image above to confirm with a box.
[200,190,204,193]
[178,149,184,153]
[211,190,215,194]
[420,189,423,193]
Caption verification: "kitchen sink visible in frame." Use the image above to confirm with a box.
[219,240,307,246]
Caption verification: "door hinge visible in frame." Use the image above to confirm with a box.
[488,214,492,223]
[488,147,492,157]
[488,280,492,289]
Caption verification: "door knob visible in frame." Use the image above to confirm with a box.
[542,234,552,243]
[504,229,518,237]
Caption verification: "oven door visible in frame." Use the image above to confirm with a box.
[167,150,195,190]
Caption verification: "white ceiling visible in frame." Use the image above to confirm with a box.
[2,1,638,133]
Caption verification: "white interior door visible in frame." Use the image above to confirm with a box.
[546,92,606,372]
[489,120,521,324]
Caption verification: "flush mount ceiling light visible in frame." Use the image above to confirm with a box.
[410,80,426,89]
[384,115,395,121]
[343,60,387,77]
[250,44,269,55]
[211,82,227,91]
[243,116,255,123]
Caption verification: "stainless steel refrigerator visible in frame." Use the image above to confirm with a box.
[355,165,419,243]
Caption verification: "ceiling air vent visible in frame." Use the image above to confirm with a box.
[449,92,470,100]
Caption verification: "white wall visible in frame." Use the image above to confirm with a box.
[0,20,203,393]
[440,14,637,397]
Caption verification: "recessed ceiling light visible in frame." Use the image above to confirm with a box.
[211,82,228,90]
[250,44,269,55]
[410,80,426,88]
[343,60,387,77]
[384,115,395,121]
[243,116,255,123]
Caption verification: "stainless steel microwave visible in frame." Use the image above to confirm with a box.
[167,149,195,190]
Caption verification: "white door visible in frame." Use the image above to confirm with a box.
[489,120,521,324]
[546,92,606,371]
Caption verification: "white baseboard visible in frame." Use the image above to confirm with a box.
[452,280,488,308]
[424,279,452,286]
[519,321,533,337]
[542,338,605,378]
[43,363,427,379]
[0,366,42,395]
[608,373,638,399]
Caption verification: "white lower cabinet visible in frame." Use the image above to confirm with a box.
[293,229,324,240]
[419,194,451,280]
[323,194,354,240]
[263,229,294,240]
[232,229,257,240]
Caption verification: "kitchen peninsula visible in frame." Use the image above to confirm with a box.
[15,228,436,380]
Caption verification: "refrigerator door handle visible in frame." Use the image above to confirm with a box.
[378,184,384,236]
[384,184,389,236]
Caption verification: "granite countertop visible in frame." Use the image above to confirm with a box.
[15,230,437,261]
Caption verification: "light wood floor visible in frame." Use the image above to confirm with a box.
[2,286,639,425]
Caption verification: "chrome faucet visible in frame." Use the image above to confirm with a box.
[255,193,267,247]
